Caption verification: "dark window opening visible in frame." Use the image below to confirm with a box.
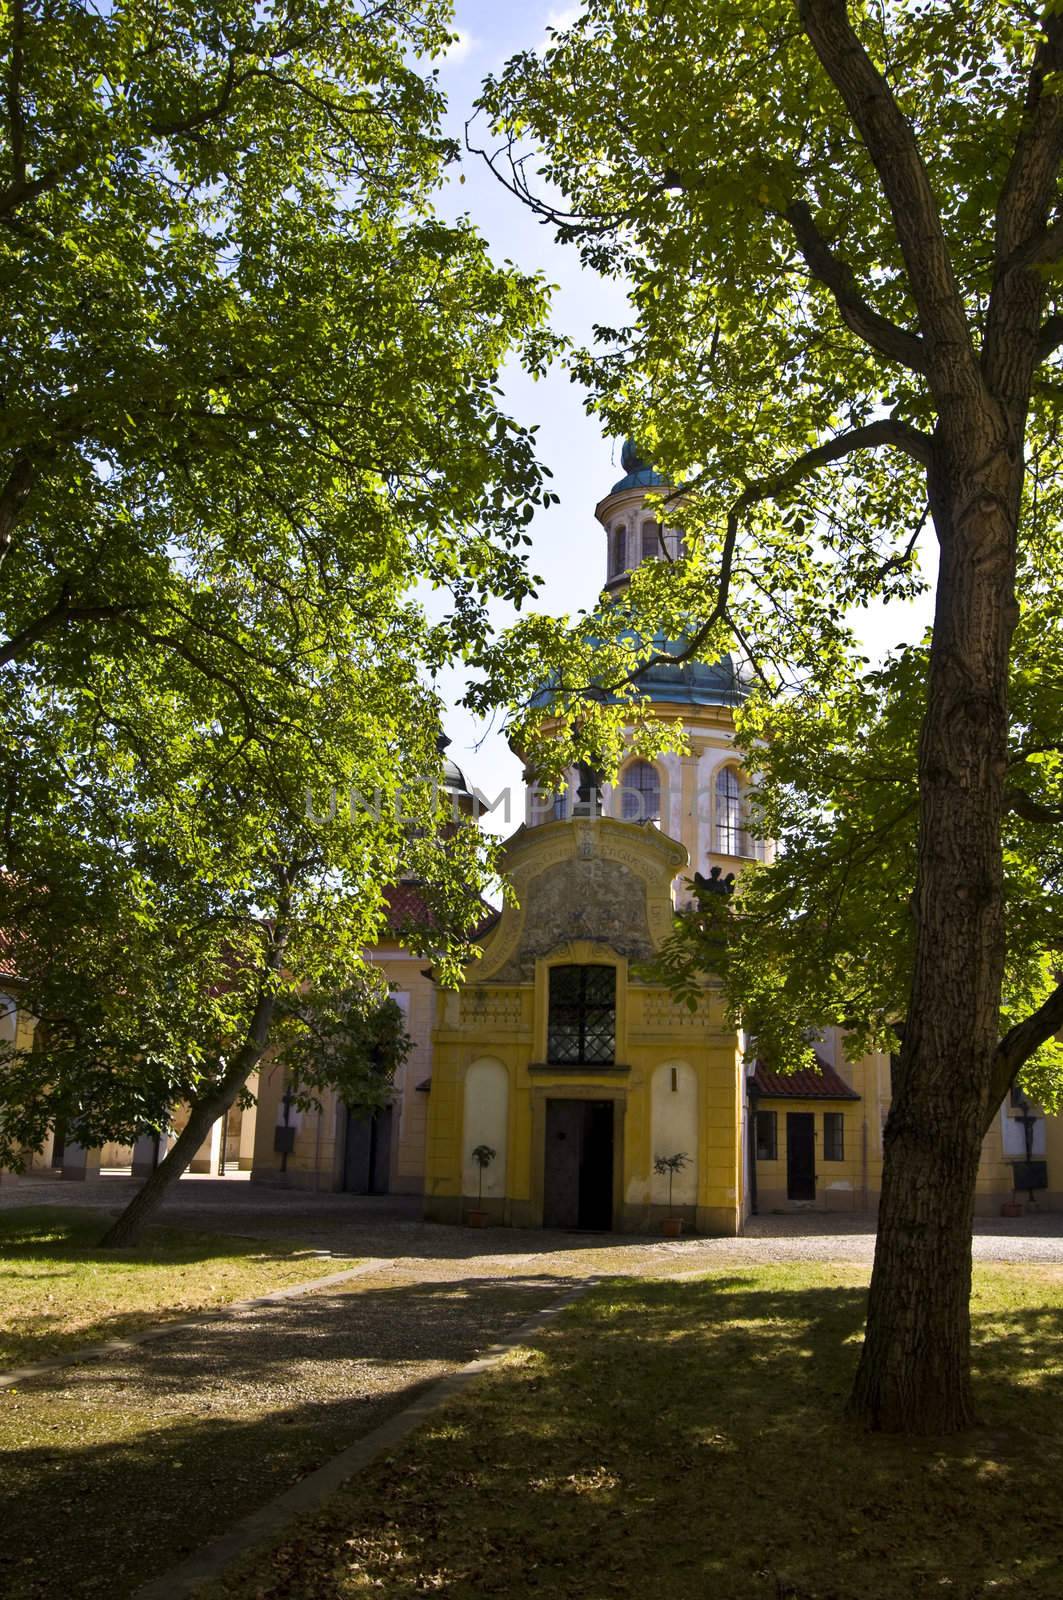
[755,1109,777,1161]
[548,964,616,1065]
[621,759,660,823]
[823,1112,845,1162]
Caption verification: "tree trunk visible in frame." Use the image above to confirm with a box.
[98,1070,256,1248]
[100,934,286,1246]
[848,436,1020,1432]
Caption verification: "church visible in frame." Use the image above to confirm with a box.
[6,446,1059,1226]
[243,444,1062,1229]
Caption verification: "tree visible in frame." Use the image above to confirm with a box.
[650,624,1063,1116]
[0,0,552,690]
[0,606,496,1245]
[0,0,554,1240]
[477,2,1063,1430]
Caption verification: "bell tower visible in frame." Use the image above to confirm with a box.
[595,440,684,590]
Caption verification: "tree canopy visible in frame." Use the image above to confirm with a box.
[0,0,552,1229]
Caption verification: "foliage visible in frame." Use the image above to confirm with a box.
[653,1150,689,1211]
[0,0,553,687]
[0,0,552,1169]
[282,986,412,1120]
[471,1142,495,1202]
[474,0,1063,1097]
[648,607,1063,1104]
[652,1152,689,1176]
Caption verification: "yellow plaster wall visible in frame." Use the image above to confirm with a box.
[424,819,746,1235]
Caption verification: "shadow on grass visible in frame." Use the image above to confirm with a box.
[202,1268,1063,1600]
[0,1271,568,1600]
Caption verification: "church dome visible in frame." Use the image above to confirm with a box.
[638,641,749,708]
[530,639,749,714]
[610,439,670,494]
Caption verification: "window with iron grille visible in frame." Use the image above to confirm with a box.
[547,965,616,1065]
[823,1112,845,1161]
[755,1109,777,1161]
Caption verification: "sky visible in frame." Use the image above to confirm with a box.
[426,2,936,834]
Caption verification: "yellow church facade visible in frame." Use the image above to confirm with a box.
[423,818,744,1234]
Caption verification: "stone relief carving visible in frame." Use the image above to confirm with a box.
[643,991,714,1029]
[493,856,656,981]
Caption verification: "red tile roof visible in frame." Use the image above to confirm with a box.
[380,882,433,935]
[376,884,499,944]
[752,1058,860,1100]
[0,928,19,981]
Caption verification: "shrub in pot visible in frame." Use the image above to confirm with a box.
[467,1143,496,1226]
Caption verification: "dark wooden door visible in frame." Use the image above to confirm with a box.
[579,1101,614,1230]
[786,1113,816,1201]
[543,1100,583,1227]
[370,1105,393,1194]
[543,1100,614,1230]
[343,1106,393,1195]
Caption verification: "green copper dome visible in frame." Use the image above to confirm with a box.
[611,439,670,494]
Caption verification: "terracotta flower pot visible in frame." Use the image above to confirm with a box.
[661,1217,684,1238]
[1000,1201,1024,1218]
[466,1209,490,1227]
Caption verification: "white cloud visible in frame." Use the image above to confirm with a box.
[441,28,479,66]
[533,6,583,56]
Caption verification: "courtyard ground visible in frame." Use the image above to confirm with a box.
[207,1263,1063,1600]
[0,1206,364,1366]
[2,1173,1062,1599]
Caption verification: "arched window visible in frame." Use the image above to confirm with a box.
[715,765,743,854]
[641,520,660,561]
[609,524,626,577]
[621,759,660,823]
[552,787,570,822]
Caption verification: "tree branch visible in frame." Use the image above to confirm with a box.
[988,978,1063,1120]
[618,418,932,684]
[994,9,1063,266]
[0,591,141,668]
[1035,311,1063,362]
[783,199,925,372]
[797,0,978,387]
[0,454,34,569]
[1006,788,1063,825]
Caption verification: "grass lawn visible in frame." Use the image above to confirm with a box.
[0,1205,360,1366]
[210,1263,1063,1600]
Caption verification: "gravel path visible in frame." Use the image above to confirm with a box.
[5,1168,1063,1264]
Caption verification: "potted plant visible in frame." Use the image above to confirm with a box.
[467,1143,496,1226]
[654,1152,691,1236]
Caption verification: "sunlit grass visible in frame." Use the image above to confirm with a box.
[213,1263,1063,1600]
[0,1206,359,1366]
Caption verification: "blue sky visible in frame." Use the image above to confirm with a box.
[428,2,935,830]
